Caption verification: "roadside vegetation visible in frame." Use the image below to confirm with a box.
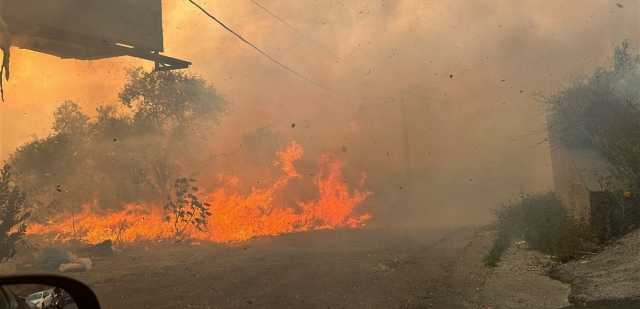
[164,177,211,242]
[484,192,596,266]
[0,164,30,262]
[487,41,640,266]
[547,41,640,242]
[8,68,225,223]
[0,68,226,248]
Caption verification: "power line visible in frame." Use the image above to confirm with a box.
[185,0,326,91]
[249,0,297,33]
[248,0,341,61]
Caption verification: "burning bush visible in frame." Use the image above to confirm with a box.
[164,177,211,242]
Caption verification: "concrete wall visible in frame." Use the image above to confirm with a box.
[549,142,592,222]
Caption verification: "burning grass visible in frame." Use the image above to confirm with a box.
[27,142,372,245]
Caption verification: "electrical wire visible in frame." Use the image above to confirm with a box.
[248,0,340,61]
[185,0,326,91]
[249,0,297,33]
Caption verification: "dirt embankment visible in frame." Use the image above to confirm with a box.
[455,229,570,309]
[481,239,570,308]
[551,229,640,304]
[471,227,640,309]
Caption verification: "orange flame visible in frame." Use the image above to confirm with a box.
[27,142,372,244]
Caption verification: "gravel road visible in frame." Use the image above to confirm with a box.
[59,227,485,309]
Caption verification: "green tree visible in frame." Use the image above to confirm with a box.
[0,165,30,262]
[118,68,226,200]
[119,68,225,130]
[52,101,89,136]
[549,41,640,188]
[9,67,226,222]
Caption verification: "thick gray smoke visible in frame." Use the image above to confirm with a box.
[2,0,640,227]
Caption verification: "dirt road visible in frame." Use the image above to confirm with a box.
[60,227,485,309]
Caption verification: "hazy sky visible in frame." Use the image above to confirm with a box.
[1,0,638,225]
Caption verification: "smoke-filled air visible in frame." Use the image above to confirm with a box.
[4,1,637,230]
[1,2,640,307]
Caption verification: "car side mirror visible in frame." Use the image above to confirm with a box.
[0,274,100,309]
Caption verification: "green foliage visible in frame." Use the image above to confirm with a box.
[485,192,597,266]
[8,68,226,217]
[545,41,640,256]
[0,165,30,262]
[164,177,211,242]
[484,230,510,267]
[590,190,640,242]
[120,67,225,130]
[52,101,89,136]
[548,41,640,190]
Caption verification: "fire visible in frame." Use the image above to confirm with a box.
[26,204,172,244]
[27,142,372,244]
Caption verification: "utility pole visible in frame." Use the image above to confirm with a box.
[400,98,413,214]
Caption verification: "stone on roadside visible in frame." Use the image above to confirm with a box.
[58,262,87,272]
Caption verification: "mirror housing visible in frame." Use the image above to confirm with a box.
[0,274,100,308]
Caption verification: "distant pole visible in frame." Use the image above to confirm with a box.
[71,210,76,236]
[400,98,413,213]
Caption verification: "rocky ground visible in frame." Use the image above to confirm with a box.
[479,238,570,309]
[551,229,640,305]
[476,227,640,309]
[450,229,571,309]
